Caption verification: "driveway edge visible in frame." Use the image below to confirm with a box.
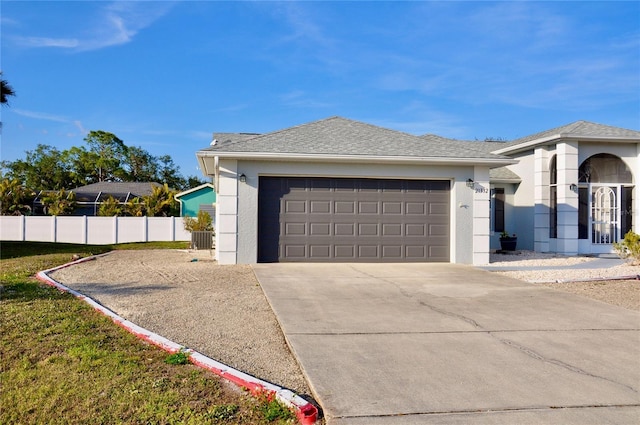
[36,254,318,425]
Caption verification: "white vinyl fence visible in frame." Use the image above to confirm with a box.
[0,216,191,244]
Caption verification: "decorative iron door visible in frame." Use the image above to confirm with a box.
[591,186,619,244]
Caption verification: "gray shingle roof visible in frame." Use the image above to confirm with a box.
[201,117,509,161]
[498,120,640,152]
[212,132,261,146]
[490,166,521,182]
[73,182,162,197]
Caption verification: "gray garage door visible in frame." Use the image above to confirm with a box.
[258,177,450,262]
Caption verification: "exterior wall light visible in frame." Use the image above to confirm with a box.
[239,173,247,183]
[466,178,474,188]
[569,183,577,191]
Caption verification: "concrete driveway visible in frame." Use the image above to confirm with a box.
[252,263,640,424]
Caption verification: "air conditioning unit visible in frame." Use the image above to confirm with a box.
[191,231,214,250]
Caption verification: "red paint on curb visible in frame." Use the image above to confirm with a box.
[36,255,318,425]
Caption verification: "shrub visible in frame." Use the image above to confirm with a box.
[0,178,35,215]
[183,210,214,232]
[98,195,123,216]
[42,189,76,216]
[614,231,640,265]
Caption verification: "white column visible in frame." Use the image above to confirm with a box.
[635,144,640,234]
[216,159,239,264]
[556,141,579,255]
[472,166,491,265]
[534,147,550,252]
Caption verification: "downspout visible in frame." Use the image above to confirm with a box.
[214,155,220,192]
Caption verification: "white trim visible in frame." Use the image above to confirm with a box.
[494,135,640,156]
[197,150,515,166]
[174,183,215,199]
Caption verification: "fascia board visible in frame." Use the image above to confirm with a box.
[197,154,211,177]
[174,183,215,199]
[490,179,522,184]
[196,151,516,167]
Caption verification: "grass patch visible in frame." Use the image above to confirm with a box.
[259,394,296,422]
[0,240,189,260]
[165,350,190,365]
[0,241,295,424]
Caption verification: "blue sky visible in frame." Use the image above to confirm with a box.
[2,1,639,179]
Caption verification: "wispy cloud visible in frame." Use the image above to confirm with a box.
[17,36,79,48]
[367,2,639,113]
[14,1,175,52]
[13,109,70,123]
[372,102,469,138]
[273,2,333,48]
[13,108,87,136]
[280,90,332,108]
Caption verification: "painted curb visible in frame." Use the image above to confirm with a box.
[36,254,318,425]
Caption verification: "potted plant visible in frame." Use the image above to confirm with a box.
[499,230,517,251]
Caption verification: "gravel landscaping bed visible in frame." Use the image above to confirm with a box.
[50,249,312,397]
[50,248,640,399]
[490,251,640,311]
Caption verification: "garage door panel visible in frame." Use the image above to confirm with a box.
[358,202,378,214]
[309,245,331,258]
[429,202,449,215]
[428,245,449,261]
[382,245,402,258]
[258,177,450,262]
[405,223,426,237]
[406,245,426,258]
[335,201,355,214]
[335,245,355,258]
[382,224,402,236]
[285,200,306,213]
[358,223,379,236]
[310,223,331,236]
[405,202,426,215]
[429,224,449,236]
[284,245,306,258]
[382,202,402,214]
[359,245,379,257]
[335,223,355,236]
[285,222,306,236]
[308,201,329,213]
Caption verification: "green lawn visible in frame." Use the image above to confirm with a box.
[0,242,294,425]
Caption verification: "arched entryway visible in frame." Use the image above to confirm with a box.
[578,153,634,251]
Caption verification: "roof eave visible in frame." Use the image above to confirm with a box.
[494,134,640,155]
[196,151,516,166]
[174,183,215,200]
[490,178,522,184]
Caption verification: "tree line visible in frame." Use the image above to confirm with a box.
[1,177,179,217]
[1,130,204,191]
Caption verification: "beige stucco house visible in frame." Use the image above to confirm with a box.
[197,117,639,265]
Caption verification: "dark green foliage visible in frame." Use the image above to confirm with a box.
[1,131,192,192]
[0,178,35,215]
[1,72,15,105]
